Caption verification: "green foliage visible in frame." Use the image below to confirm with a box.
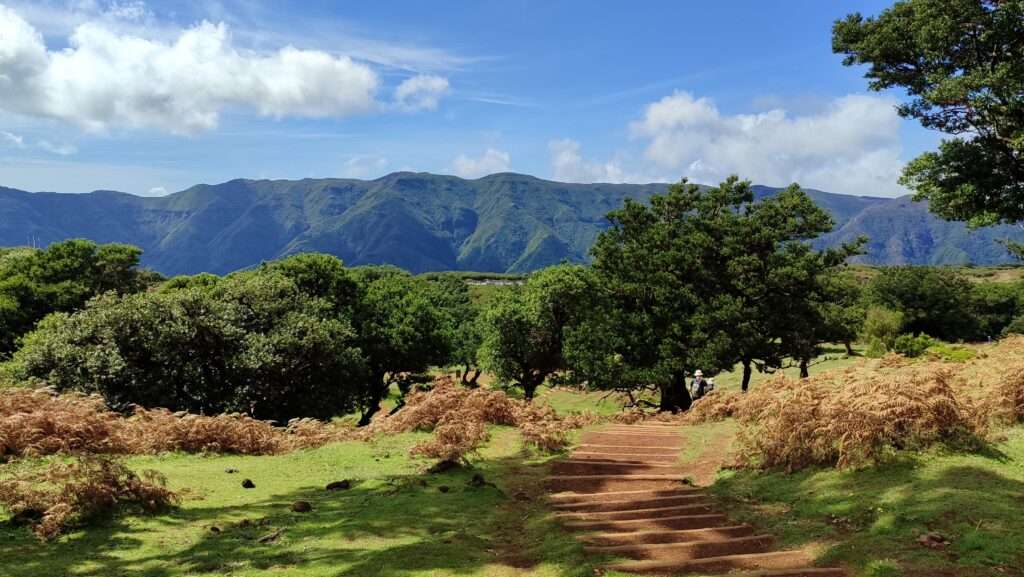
[479,265,591,399]
[866,268,976,341]
[865,337,888,359]
[892,333,935,358]
[567,176,860,408]
[348,266,454,423]
[425,275,483,385]
[862,306,905,349]
[834,0,1024,226]
[924,342,976,363]
[0,240,155,355]
[8,270,368,423]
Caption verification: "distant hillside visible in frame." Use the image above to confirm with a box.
[2,172,1021,275]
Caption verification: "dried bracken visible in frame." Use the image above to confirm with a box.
[378,376,599,463]
[0,388,355,459]
[0,456,178,539]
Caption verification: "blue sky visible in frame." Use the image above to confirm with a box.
[0,0,937,197]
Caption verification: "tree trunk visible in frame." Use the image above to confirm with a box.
[844,341,855,356]
[799,358,809,379]
[658,375,692,413]
[522,373,541,400]
[461,364,481,388]
[741,359,752,392]
[358,374,388,426]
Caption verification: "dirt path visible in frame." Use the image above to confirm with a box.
[548,423,847,576]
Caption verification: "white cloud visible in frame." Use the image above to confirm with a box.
[394,74,449,111]
[452,148,510,178]
[147,185,167,195]
[1,130,25,147]
[0,5,381,134]
[548,139,660,184]
[37,139,77,155]
[629,91,905,196]
[339,154,389,179]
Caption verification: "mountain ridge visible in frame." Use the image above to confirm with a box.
[2,172,1020,275]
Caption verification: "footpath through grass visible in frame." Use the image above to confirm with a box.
[0,428,595,577]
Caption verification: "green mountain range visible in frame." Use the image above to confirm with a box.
[1,172,1020,275]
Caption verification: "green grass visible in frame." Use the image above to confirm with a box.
[711,345,864,394]
[710,426,1024,577]
[0,429,597,577]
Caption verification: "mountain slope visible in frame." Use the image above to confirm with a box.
[1,173,1021,275]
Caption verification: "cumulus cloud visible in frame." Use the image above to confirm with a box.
[0,5,383,134]
[548,139,661,184]
[147,186,167,195]
[339,154,389,179]
[394,74,450,111]
[629,91,905,196]
[1,130,25,148]
[452,148,510,178]
[37,139,77,155]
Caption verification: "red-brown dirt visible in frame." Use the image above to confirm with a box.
[547,423,847,576]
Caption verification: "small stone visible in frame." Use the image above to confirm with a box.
[467,473,486,488]
[438,485,450,493]
[291,501,313,513]
[241,479,256,489]
[326,480,351,491]
[224,468,239,474]
[209,525,222,533]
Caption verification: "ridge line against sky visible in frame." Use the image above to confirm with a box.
[0,0,939,198]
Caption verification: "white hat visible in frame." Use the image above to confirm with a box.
[694,370,703,376]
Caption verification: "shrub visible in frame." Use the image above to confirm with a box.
[1001,315,1024,337]
[862,306,904,350]
[924,342,976,363]
[892,333,935,358]
[0,456,178,539]
[865,336,888,359]
[8,272,369,423]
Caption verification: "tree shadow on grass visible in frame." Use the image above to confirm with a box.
[711,453,1024,577]
[1,451,596,577]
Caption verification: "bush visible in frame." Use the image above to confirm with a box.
[8,272,368,423]
[892,333,935,358]
[863,306,904,350]
[866,267,978,341]
[924,342,976,363]
[865,336,888,359]
[0,456,178,539]
[1001,315,1024,337]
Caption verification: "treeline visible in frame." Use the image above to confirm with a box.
[4,177,1024,420]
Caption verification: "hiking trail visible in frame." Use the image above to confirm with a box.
[547,423,847,576]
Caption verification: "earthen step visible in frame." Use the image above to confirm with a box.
[552,460,681,476]
[571,451,679,463]
[699,569,848,577]
[546,474,691,493]
[581,525,755,546]
[548,487,704,503]
[580,433,684,447]
[561,513,728,532]
[576,444,681,455]
[552,492,709,512]
[587,534,774,560]
[555,502,715,521]
[607,549,819,574]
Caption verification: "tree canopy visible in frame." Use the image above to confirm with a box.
[833,0,1024,226]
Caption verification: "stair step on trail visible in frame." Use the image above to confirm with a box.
[586,534,775,560]
[607,550,820,574]
[554,502,715,521]
[580,525,756,546]
[551,492,709,512]
[561,513,730,532]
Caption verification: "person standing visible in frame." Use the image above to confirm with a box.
[690,370,706,399]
